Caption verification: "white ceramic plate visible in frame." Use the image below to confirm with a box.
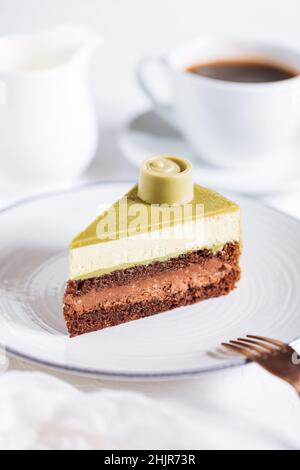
[119,110,300,196]
[0,182,300,380]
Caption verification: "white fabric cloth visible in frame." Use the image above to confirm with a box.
[0,360,299,450]
[0,371,200,450]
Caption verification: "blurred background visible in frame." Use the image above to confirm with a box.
[0,0,299,205]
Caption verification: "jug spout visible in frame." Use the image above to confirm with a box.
[0,25,103,73]
[49,25,103,67]
[57,25,103,64]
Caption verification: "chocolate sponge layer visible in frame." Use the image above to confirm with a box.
[64,242,240,337]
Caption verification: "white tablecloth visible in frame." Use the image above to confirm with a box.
[1,354,299,450]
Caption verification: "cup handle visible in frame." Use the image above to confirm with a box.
[137,56,178,129]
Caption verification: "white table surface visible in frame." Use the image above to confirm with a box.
[0,0,300,450]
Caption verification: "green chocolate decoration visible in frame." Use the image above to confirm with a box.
[138,155,194,205]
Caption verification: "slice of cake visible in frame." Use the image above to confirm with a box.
[64,156,241,337]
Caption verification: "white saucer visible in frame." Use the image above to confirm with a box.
[0,182,300,380]
[119,110,300,196]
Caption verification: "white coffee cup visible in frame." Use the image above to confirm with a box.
[137,38,300,168]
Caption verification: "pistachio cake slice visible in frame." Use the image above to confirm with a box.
[64,156,241,337]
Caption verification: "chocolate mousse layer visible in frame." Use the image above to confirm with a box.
[64,242,240,337]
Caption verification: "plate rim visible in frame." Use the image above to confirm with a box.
[1,180,299,380]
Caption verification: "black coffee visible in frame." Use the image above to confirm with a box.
[186,59,298,83]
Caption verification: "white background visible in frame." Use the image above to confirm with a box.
[1,0,300,113]
[1,0,300,450]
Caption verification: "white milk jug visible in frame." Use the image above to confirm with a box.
[0,26,102,182]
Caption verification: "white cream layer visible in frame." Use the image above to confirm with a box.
[69,211,240,280]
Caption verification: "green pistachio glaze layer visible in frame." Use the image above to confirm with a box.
[70,184,239,250]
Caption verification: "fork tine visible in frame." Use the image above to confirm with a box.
[216,347,239,357]
[230,340,262,355]
[207,346,244,360]
[207,351,225,360]
[207,347,239,360]
[237,338,275,351]
[247,335,285,348]
[222,342,254,360]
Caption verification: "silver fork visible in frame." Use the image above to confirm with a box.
[222,335,300,396]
